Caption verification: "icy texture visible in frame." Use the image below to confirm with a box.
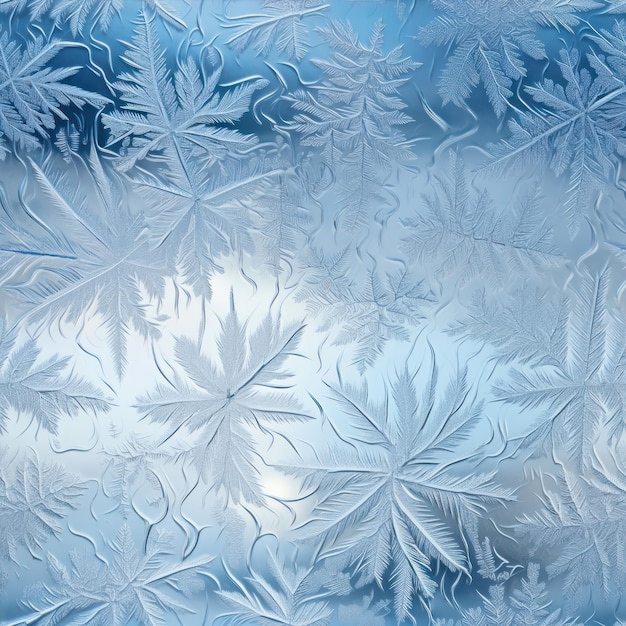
[0,1,625,624]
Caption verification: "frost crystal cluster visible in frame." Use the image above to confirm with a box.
[0,1,625,625]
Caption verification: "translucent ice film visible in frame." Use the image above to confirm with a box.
[0,1,625,625]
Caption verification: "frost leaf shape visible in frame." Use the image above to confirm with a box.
[446,285,560,366]
[0,316,109,434]
[401,151,564,287]
[477,586,515,626]
[138,294,309,505]
[284,19,419,231]
[0,26,109,158]
[488,47,626,233]
[419,0,600,116]
[496,268,626,477]
[8,150,167,380]
[221,0,330,61]
[11,524,214,626]
[0,0,187,33]
[297,249,435,372]
[135,151,290,298]
[103,10,267,174]
[510,563,575,626]
[217,548,333,625]
[102,8,281,296]
[283,364,513,623]
[0,455,87,562]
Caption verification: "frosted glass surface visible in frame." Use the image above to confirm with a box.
[0,1,625,624]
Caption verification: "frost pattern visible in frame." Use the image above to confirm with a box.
[489,46,626,232]
[0,316,109,433]
[0,25,107,157]
[401,150,564,288]
[138,294,308,506]
[284,19,418,231]
[0,1,625,625]
[282,365,513,622]
[221,0,330,61]
[0,456,87,562]
[103,10,267,174]
[17,525,214,625]
[419,0,600,116]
